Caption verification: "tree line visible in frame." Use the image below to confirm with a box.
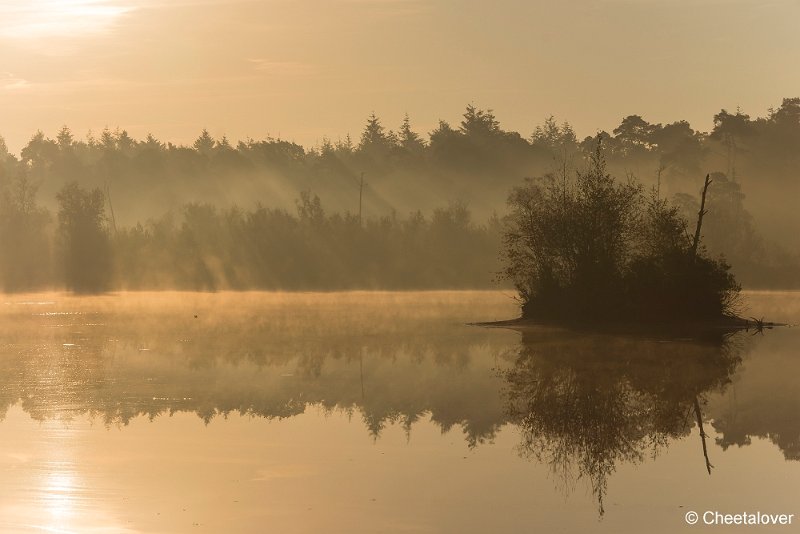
[0,174,502,292]
[3,99,798,199]
[1,98,799,291]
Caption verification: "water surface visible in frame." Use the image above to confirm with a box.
[0,291,798,533]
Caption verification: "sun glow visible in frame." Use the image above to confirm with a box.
[43,472,78,523]
[0,0,133,41]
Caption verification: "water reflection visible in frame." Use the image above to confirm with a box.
[501,328,748,515]
[0,292,516,445]
[0,291,798,521]
[42,469,79,526]
[708,327,800,461]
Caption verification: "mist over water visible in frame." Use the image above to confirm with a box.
[0,290,798,532]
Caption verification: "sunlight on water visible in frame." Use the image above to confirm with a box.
[42,471,78,526]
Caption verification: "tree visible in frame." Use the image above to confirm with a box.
[673,172,773,286]
[650,121,706,180]
[56,182,112,292]
[761,98,800,167]
[398,114,425,153]
[193,129,215,156]
[20,131,58,170]
[711,109,754,179]
[357,113,397,169]
[141,133,165,151]
[0,136,16,172]
[56,126,74,150]
[116,129,137,155]
[358,113,393,152]
[0,136,9,161]
[428,119,458,145]
[770,97,800,125]
[0,172,51,291]
[531,116,577,152]
[612,115,656,156]
[460,104,500,138]
[335,134,354,156]
[296,190,325,226]
[99,128,117,152]
[502,137,740,323]
[215,135,232,151]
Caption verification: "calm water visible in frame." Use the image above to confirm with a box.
[0,291,798,533]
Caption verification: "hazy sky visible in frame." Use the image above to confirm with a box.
[1,0,799,154]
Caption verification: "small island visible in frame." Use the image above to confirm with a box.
[499,137,773,331]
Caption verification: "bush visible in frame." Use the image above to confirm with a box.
[501,138,740,323]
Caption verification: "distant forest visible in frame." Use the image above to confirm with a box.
[1,99,799,292]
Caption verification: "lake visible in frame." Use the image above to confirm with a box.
[0,291,798,533]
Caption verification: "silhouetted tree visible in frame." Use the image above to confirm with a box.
[21,131,58,170]
[502,137,740,322]
[56,182,112,293]
[460,104,500,138]
[711,109,754,180]
[427,119,461,162]
[0,172,51,291]
[650,121,706,182]
[531,116,577,154]
[613,115,656,155]
[193,128,215,157]
[359,113,393,152]
[398,114,425,154]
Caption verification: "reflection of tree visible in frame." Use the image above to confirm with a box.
[502,329,746,516]
[0,293,515,446]
[708,331,800,461]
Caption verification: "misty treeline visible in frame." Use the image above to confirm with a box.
[1,98,800,291]
[0,175,500,291]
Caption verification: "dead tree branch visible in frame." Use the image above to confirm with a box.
[691,174,712,259]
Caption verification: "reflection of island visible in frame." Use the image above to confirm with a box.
[501,328,748,515]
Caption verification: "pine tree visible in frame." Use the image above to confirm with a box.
[398,114,425,152]
[460,104,500,137]
[193,129,215,156]
[359,113,389,151]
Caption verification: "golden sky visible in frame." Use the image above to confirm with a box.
[1,0,799,153]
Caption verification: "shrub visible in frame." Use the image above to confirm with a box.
[501,138,740,323]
